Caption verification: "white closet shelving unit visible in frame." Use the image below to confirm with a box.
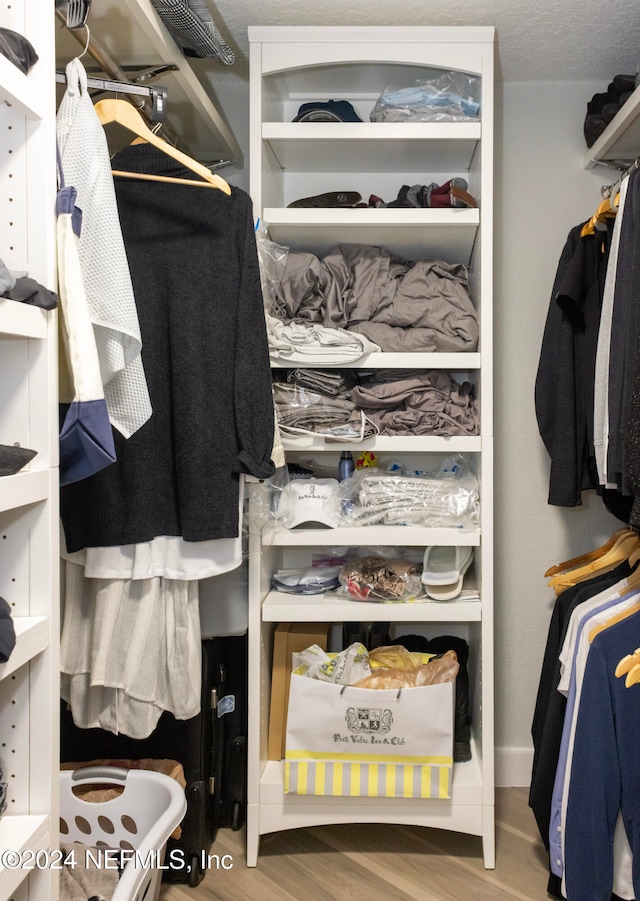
[247,26,495,868]
[0,3,59,900]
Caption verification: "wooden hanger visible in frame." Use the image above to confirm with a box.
[623,662,640,687]
[547,531,640,594]
[94,98,231,195]
[615,647,640,679]
[580,191,620,238]
[544,529,634,577]
[587,547,640,648]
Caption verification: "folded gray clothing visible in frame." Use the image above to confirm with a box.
[352,371,479,436]
[273,382,354,412]
[0,257,15,293]
[286,368,354,396]
[369,368,429,382]
[273,385,377,440]
[277,243,478,353]
[363,408,473,436]
[275,401,372,438]
[5,276,58,310]
[273,387,354,424]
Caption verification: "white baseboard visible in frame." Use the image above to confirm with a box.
[495,747,533,787]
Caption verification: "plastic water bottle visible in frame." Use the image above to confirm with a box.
[338,451,354,482]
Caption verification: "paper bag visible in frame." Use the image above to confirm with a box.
[284,674,454,798]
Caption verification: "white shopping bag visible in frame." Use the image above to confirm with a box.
[284,673,454,798]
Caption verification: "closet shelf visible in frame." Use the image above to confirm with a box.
[260,743,484,807]
[0,814,49,896]
[281,436,481,453]
[0,54,46,120]
[263,525,481,547]
[264,208,478,262]
[584,82,640,169]
[263,122,481,172]
[0,470,50,513]
[0,617,48,681]
[271,352,481,370]
[0,300,48,340]
[262,591,481,622]
[55,0,242,165]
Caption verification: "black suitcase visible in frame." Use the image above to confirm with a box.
[60,635,248,887]
[216,633,248,832]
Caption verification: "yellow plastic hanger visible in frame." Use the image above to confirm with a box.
[94,98,231,195]
[544,529,634,578]
[547,531,640,594]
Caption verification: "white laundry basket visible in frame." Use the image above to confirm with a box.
[60,766,187,901]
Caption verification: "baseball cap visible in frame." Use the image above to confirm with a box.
[293,100,362,123]
[277,478,342,529]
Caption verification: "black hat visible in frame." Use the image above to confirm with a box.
[0,445,37,477]
[0,597,16,664]
[293,100,362,123]
[0,28,38,75]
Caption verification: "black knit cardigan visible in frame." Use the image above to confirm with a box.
[61,144,275,551]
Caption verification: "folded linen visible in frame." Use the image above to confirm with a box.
[267,314,380,364]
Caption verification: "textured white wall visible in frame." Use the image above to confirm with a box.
[214,75,628,786]
[493,80,622,784]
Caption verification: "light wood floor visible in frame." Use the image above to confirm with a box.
[159,788,552,901]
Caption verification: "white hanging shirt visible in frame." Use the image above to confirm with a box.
[56,58,152,437]
[60,562,202,739]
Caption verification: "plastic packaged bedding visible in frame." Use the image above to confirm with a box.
[370,71,481,122]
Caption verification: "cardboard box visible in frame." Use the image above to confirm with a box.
[267,622,331,760]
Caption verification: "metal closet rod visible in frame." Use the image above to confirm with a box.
[601,157,640,198]
[54,71,169,121]
[55,9,175,131]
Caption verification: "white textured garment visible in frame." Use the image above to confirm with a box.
[267,314,381,364]
[62,534,242,580]
[56,58,152,438]
[60,562,202,739]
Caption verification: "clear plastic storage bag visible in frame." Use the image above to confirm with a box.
[370,71,481,123]
[340,456,480,528]
[338,554,424,601]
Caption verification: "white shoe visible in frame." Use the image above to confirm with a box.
[421,545,473,601]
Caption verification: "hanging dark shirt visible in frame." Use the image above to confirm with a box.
[535,222,611,506]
